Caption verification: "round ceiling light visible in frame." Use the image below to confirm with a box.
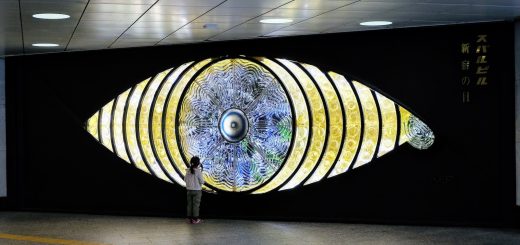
[260,18,293,24]
[32,43,59,47]
[32,13,70,19]
[360,21,393,26]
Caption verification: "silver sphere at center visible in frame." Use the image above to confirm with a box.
[218,108,249,142]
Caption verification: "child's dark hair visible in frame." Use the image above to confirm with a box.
[189,156,200,174]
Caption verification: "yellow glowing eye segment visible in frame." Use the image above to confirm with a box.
[85,56,435,194]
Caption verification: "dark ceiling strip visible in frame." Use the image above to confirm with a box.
[154,0,229,46]
[205,0,296,41]
[17,0,25,53]
[65,0,91,51]
[263,0,363,37]
[107,0,161,48]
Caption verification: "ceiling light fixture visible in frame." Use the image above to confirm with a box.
[32,13,70,19]
[32,43,59,47]
[260,18,293,24]
[360,21,393,26]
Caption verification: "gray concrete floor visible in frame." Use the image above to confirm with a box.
[0,212,519,245]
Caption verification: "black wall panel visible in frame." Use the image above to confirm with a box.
[4,21,516,226]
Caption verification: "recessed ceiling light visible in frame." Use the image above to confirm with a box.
[260,18,293,24]
[32,13,70,20]
[360,21,393,26]
[32,43,59,47]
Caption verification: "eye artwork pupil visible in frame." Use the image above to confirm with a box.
[218,109,250,143]
[85,56,435,194]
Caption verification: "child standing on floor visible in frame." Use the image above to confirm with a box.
[185,156,204,224]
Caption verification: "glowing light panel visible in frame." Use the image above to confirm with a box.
[178,59,292,192]
[85,56,435,194]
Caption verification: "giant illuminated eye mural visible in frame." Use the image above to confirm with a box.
[85,56,435,194]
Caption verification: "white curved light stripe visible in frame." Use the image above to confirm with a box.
[100,100,114,152]
[376,92,397,157]
[112,89,131,163]
[125,78,151,174]
[398,106,412,145]
[165,59,212,176]
[138,69,172,182]
[326,72,361,178]
[252,58,309,194]
[164,59,214,192]
[151,62,194,187]
[277,59,325,191]
[352,81,380,169]
[301,63,343,186]
[86,111,99,141]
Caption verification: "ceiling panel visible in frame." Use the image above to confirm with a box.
[71,31,121,39]
[112,43,157,48]
[67,38,116,50]
[89,0,155,4]
[212,22,291,41]
[319,9,391,19]
[206,7,274,17]
[338,1,407,11]
[158,38,202,45]
[24,0,89,3]
[261,8,327,18]
[81,12,142,21]
[218,0,293,8]
[0,2,21,32]
[19,1,87,53]
[183,22,236,31]
[120,31,168,39]
[23,46,62,54]
[0,34,23,56]
[77,20,133,28]
[138,13,199,22]
[157,0,224,6]
[112,38,159,48]
[85,3,152,14]
[167,28,219,39]
[193,15,252,25]
[0,0,519,56]
[210,31,264,41]
[125,26,176,35]
[0,1,22,56]
[442,4,520,15]
[280,0,357,10]
[276,21,345,32]
[148,5,214,15]
[20,1,86,14]
[266,29,318,36]
[414,0,520,5]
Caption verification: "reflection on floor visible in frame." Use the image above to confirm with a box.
[0,212,519,245]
